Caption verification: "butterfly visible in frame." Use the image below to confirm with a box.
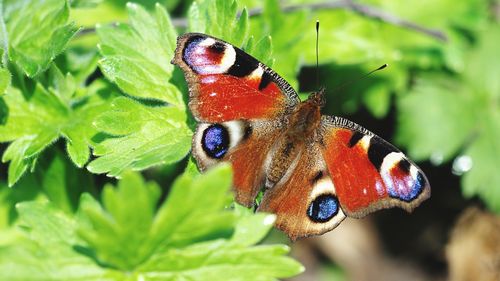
[172,33,430,240]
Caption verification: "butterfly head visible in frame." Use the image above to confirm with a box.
[307,87,326,108]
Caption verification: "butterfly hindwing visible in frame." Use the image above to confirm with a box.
[192,119,284,206]
[319,116,430,218]
[172,33,299,123]
[258,142,346,240]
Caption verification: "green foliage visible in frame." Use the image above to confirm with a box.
[0,0,498,280]
[0,166,303,280]
[397,26,500,212]
[0,78,116,186]
[249,0,308,88]
[97,3,183,107]
[90,3,192,177]
[87,97,191,177]
[5,0,79,77]
[189,0,249,47]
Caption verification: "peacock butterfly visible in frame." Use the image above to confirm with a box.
[171,33,430,240]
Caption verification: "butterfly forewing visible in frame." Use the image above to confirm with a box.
[172,33,299,123]
[173,33,299,207]
[319,116,430,218]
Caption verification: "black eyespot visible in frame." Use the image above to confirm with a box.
[307,194,339,223]
[348,131,364,148]
[209,41,225,53]
[368,137,397,171]
[398,158,411,174]
[201,124,230,159]
[226,49,259,77]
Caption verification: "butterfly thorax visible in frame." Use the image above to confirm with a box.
[265,90,325,189]
[287,89,325,137]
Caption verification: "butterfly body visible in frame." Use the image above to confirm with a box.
[172,33,430,240]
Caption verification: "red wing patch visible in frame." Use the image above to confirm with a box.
[192,74,287,122]
[320,117,430,217]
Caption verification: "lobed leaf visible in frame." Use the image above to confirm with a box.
[0,79,117,186]
[87,97,192,177]
[5,0,79,77]
[188,0,249,47]
[97,3,183,107]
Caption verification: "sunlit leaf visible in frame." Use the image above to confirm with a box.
[5,0,79,77]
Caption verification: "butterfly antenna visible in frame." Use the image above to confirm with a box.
[333,64,388,93]
[315,20,320,90]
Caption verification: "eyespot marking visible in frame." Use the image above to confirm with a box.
[398,158,411,174]
[258,71,272,90]
[201,124,229,159]
[348,131,364,148]
[307,194,339,223]
[182,36,235,74]
[368,137,397,171]
[226,48,259,77]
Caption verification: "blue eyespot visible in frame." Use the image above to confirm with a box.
[307,194,339,223]
[387,172,426,202]
[202,124,230,159]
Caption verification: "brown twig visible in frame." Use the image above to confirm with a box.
[80,0,447,42]
[247,0,447,42]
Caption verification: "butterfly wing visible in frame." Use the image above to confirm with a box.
[319,116,431,218]
[173,33,299,206]
[192,119,283,206]
[258,142,346,240]
[172,33,299,123]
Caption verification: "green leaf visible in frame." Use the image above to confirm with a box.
[463,26,500,99]
[70,0,103,8]
[0,201,113,281]
[248,0,308,89]
[38,150,96,213]
[362,83,391,118]
[147,164,235,251]
[243,35,274,67]
[0,79,117,186]
[0,174,40,229]
[78,171,162,269]
[396,76,477,163]
[188,0,249,47]
[2,136,39,186]
[87,97,192,177]
[97,3,183,107]
[57,48,100,86]
[5,0,79,77]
